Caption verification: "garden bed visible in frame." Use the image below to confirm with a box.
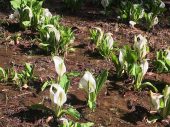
[0,0,170,127]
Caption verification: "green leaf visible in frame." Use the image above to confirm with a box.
[41,81,50,91]
[141,82,158,92]
[147,114,162,124]
[96,70,108,95]
[25,63,32,73]
[22,21,31,27]
[79,122,94,127]
[59,74,70,93]
[75,122,94,127]
[63,107,80,119]
[66,71,80,77]
[111,53,119,66]
[157,60,168,72]
[32,0,44,11]
[160,98,165,109]
[10,0,21,9]
[165,59,170,67]
[0,67,6,79]
[129,64,138,77]
[88,98,96,110]
[164,96,170,117]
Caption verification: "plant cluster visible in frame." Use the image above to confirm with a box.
[10,0,75,55]
[90,27,159,91]
[10,0,44,29]
[154,49,170,72]
[111,34,157,91]
[149,85,170,123]
[90,27,116,59]
[62,0,166,29]
[89,26,170,123]
[79,70,108,110]
[39,56,108,125]
[6,0,170,125]
[118,0,166,30]
[0,63,36,88]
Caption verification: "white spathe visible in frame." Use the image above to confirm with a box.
[53,56,66,77]
[139,9,145,19]
[79,71,96,93]
[43,8,52,17]
[134,34,148,58]
[39,8,52,24]
[150,91,163,110]
[50,84,67,107]
[129,21,136,28]
[160,1,165,8]
[105,32,114,49]
[119,50,124,65]
[140,59,149,76]
[45,25,60,42]
[134,34,147,50]
[153,16,159,26]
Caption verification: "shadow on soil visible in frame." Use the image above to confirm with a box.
[10,107,59,126]
[73,43,87,49]
[11,108,50,123]
[44,0,117,23]
[84,49,104,60]
[2,22,21,33]
[107,73,130,95]
[121,105,149,125]
[18,44,46,55]
[67,94,86,106]
[30,80,43,93]
[0,0,11,13]
[144,79,166,93]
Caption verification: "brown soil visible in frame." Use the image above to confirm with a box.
[0,0,170,127]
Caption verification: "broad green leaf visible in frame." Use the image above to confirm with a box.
[0,67,6,78]
[165,59,170,66]
[164,96,170,117]
[41,81,50,91]
[63,107,80,119]
[88,100,94,110]
[10,0,21,9]
[111,53,118,65]
[96,70,108,95]
[147,114,161,124]
[25,63,32,73]
[22,21,31,27]
[141,82,158,92]
[67,71,80,77]
[59,74,70,93]
[75,122,94,127]
[157,60,168,72]
[79,122,94,127]
[160,98,165,109]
